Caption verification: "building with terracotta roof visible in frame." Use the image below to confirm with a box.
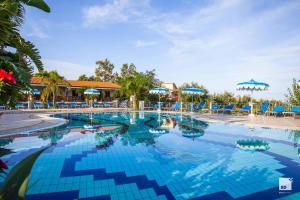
[30,77,121,101]
[161,82,179,101]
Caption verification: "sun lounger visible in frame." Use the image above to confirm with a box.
[0,105,6,110]
[237,105,251,114]
[93,102,102,108]
[103,102,111,108]
[16,102,25,109]
[256,102,269,114]
[57,102,68,108]
[48,101,54,108]
[170,102,181,111]
[283,106,300,117]
[33,102,44,109]
[70,102,80,108]
[81,102,89,108]
[211,104,221,113]
[196,102,206,111]
[187,103,196,111]
[222,104,234,113]
[265,105,285,116]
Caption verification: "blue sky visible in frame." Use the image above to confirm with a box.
[22,0,300,100]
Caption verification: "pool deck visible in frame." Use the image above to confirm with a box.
[0,108,299,134]
[190,112,300,130]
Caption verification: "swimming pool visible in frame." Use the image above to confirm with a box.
[0,112,299,199]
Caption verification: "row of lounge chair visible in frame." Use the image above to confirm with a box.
[146,101,300,117]
[13,101,114,109]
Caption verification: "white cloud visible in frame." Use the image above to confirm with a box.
[42,59,94,80]
[135,40,156,48]
[82,0,151,27]
[26,22,49,39]
[80,0,300,99]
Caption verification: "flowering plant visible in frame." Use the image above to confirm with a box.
[0,69,16,85]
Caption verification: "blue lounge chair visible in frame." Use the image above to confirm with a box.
[34,102,44,109]
[223,104,234,113]
[16,102,25,109]
[187,103,196,111]
[70,102,79,108]
[0,105,6,110]
[81,102,89,108]
[196,102,206,111]
[238,105,251,113]
[211,104,221,113]
[257,102,269,114]
[57,101,68,108]
[266,105,285,116]
[283,106,300,117]
[48,101,54,108]
[93,102,101,108]
[170,102,181,111]
[103,102,110,108]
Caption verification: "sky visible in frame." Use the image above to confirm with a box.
[21,0,300,100]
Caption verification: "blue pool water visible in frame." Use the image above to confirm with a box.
[0,112,300,199]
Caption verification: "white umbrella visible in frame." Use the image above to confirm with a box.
[182,88,204,112]
[237,79,270,116]
[84,88,100,95]
[84,88,100,107]
[149,87,170,111]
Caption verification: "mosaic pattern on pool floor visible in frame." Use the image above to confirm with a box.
[0,112,300,199]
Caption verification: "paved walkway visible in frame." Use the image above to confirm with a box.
[0,109,299,135]
[191,113,300,130]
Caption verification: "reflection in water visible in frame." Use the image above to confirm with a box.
[38,126,70,145]
[288,130,300,147]
[2,112,300,199]
[236,139,270,151]
[178,116,208,139]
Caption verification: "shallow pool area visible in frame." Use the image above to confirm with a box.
[0,112,300,199]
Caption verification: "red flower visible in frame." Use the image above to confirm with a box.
[0,69,16,84]
[0,159,8,169]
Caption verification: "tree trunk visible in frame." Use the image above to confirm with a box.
[53,93,55,108]
[133,94,138,110]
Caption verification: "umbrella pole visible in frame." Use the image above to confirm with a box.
[250,90,254,117]
[191,95,194,112]
[158,94,161,112]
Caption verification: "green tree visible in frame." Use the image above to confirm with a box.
[0,0,50,106]
[120,63,137,78]
[286,79,300,105]
[211,91,235,105]
[119,72,153,110]
[78,74,96,81]
[95,58,114,82]
[36,70,69,107]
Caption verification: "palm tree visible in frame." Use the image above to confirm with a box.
[120,72,150,110]
[37,71,69,107]
[0,0,50,106]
